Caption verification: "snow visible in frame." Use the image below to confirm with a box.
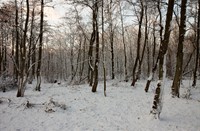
[0,80,200,131]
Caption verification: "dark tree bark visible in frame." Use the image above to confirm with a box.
[102,0,106,96]
[171,0,187,97]
[35,0,44,91]
[138,3,148,79]
[131,0,144,86]
[88,8,96,86]
[109,0,115,80]
[151,0,175,117]
[17,0,29,97]
[14,0,19,80]
[92,0,99,92]
[192,0,200,87]
[70,34,75,82]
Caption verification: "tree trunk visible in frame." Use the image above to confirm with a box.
[79,37,86,82]
[119,1,128,82]
[102,0,106,97]
[138,3,148,79]
[145,0,163,92]
[35,0,44,91]
[131,0,143,86]
[70,34,75,82]
[14,0,19,80]
[192,0,200,87]
[151,0,175,118]
[109,0,115,80]
[88,21,95,86]
[27,7,35,84]
[171,0,187,97]
[17,0,29,97]
[92,0,99,92]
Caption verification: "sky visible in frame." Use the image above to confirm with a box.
[44,0,68,26]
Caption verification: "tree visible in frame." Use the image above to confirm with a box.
[119,1,128,82]
[14,0,19,80]
[131,0,144,86]
[171,0,187,97]
[192,0,200,87]
[17,0,30,97]
[151,0,175,118]
[102,0,107,96]
[35,0,44,91]
[91,0,100,92]
[108,0,115,80]
[145,0,163,92]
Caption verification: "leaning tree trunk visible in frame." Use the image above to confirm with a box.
[192,0,200,87]
[171,0,187,97]
[131,0,143,86]
[92,0,99,92]
[145,0,163,92]
[151,0,175,118]
[138,3,148,80]
[35,0,44,91]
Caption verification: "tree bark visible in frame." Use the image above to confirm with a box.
[17,0,29,97]
[192,0,200,87]
[109,0,115,80]
[119,1,128,82]
[14,0,19,80]
[151,0,175,117]
[102,0,106,97]
[92,0,99,92]
[171,0,187,97]
[35,0,44,91]
[131,0,143,86]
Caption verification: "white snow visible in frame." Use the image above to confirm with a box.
[0,80,200,131]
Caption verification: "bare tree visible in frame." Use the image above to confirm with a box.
[35,0,44,91]
[151,0,175,118]
[192,0,200,87]
[171,0,187,97]
[91,0,100,92]
[17,0,30,97]
[131,0,144,86]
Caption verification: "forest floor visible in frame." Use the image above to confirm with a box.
[0,79,200,131]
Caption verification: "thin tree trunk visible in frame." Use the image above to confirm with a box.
[102,0,106,97]
[119,1,128,82]
[109,0,115,80]
[131,0,143,86]
[70,34,75,82]
[138,3,148,79]
[79,37,86,82]
[35,0,44,91]
[145,0,162,92]
[28,7,35,84]
[14,0,19,80]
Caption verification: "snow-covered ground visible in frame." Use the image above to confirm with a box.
[0,80,200,131]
